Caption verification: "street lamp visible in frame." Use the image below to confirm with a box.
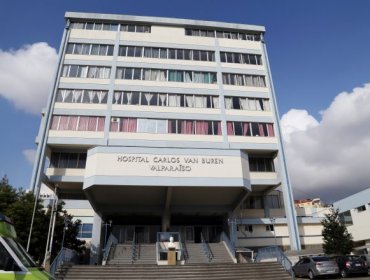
[61,215,70,250]
[270,217,277,247]
[104,220,112,247]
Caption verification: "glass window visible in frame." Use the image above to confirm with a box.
[184,49,192,60]
[99,45,108,56]
[127,46,135,56]
[66,44,74,54]
[127,25,135,32]
[177,49,184,60]
[134,46,142,57]
[133,68,142,80]
[91,45,99,55]
[119,46,127,56]
[124,68,133,79]
[160,48,167,59]
[169,49,176,59]
[107,45,114,56]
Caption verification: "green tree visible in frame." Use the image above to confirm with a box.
[0,177,86,263]
[321,208,354,255]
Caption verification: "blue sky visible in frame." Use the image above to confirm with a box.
[1,0,370,201]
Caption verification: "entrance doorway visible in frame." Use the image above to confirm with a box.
[135,227,145,243]
[194,226,202,243]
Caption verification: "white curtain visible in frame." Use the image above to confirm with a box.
[212,97,219,108]
[256,99,262,111]
[195,96,206,108]
[225,97,233,109]
[168,95,180,107]
[248,98,257,110]
[186,96,194,108]
[239,97,248,110]
[72,90,82,103]
[127,92,133,105]
[114,92,121,104]
[145,93,153,104]
[159,94,167,106]
[184,72,192,82]
[263,99,271,111]
[60,90,70,102]
[144,69,151,80]
[88,90,96,103]
[97,91,107,104]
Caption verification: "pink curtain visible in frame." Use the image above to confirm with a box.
[78,116,89,131]
[97,117,105,131]
[217,122,222,135]
[267,123,275,137]
[67,116,78,131]
[128,118,137,132]
[186,120,193,134]
[168,120,173,133]
[87,117,97,131]
[180,120,186,134]
[110,121,118,132]
[227,122,234,135]
[121,118,129,132]
[51,116,60,130]
[59,116,69,130]
[258,123,265,136]
[243,122,250,136]
[196,121,208,135]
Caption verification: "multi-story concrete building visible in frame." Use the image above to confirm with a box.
[30,12,301,261]
[334,188,370,254]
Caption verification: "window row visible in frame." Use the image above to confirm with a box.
[66,43,114,56]
[56,89,108,104]
[220,52,262,65]
[222,73,266,87]
[185,28,261,41]
[110,117,222,135]
[242,194,281,209]
[70,22,119,31]
[70,22,150,33]
[51,115,105,131]
[50,152,87,169]
[78,223,93,238]
[249,157,275,172]
[116,67,217,84]
[113,91,219,109]
[226,122,274,137]
[225,97,270,111]
[119,46,215,61]
[62,65,111,79]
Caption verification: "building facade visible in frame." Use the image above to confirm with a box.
[334,188,370,254]
[30,12,301,259]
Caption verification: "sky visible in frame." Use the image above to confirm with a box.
[1,0,370,203]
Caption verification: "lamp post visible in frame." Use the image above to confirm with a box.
[104,220,112,247]
[270,217,277,247]
[61,215,69,250]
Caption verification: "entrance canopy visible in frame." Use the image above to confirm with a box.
[83,147,251,218]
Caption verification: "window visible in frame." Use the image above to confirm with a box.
[186,28,261,41]
[110,117,222,136]
[226,122,274,137]
[265,195,281,208]
[249,157,275,172]
[224,97,270,111]
[119,45,215,62]
[356,205,366,212]
[120,24,151,33]
[266,225,274,231]
[222,73,266,87]
[339,211,353,226]
[66,43,114,56]
[220,52,262,65]
[62,65,111,79]
[116,68,217,84]
[56,89,108,104]
[243,196,263,209]
[245,225,253,233]
[78,223,93,238]
[49,152,87,169]
[50,115,105,132]
[70,22,118,31]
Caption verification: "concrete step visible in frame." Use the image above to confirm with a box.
[56,262,291,280]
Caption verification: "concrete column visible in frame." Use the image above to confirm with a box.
[90,213,102,264]
[162,210,170,232]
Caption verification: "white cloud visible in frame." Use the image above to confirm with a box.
[0,43,58,114]
[281,83,370,202]
[22,149,36,165]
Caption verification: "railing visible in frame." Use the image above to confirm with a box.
[50,247,79,276]
[181,240,188,261]
[201,232,213,263]
[219,231,237,263]
[102,234,118,265]
[255,246,294,279]
[131,232,137,264]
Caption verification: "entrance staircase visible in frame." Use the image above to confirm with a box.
[185,242,234,264]
[108,244,156,265]
[55,262,292,280]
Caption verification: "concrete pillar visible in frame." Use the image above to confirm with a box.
[162,210,170,232]
[90,213,102,264]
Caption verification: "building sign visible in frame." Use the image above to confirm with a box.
[84,147,250,188]
[117,155,225,173]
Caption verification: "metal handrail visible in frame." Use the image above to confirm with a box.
[220,232,235,257]
[50,247,79,276]
[255,246,294,279]
[131,232,137,263]
[201,232,213,262]
[102,233,118,265]
[181,240,189,260]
